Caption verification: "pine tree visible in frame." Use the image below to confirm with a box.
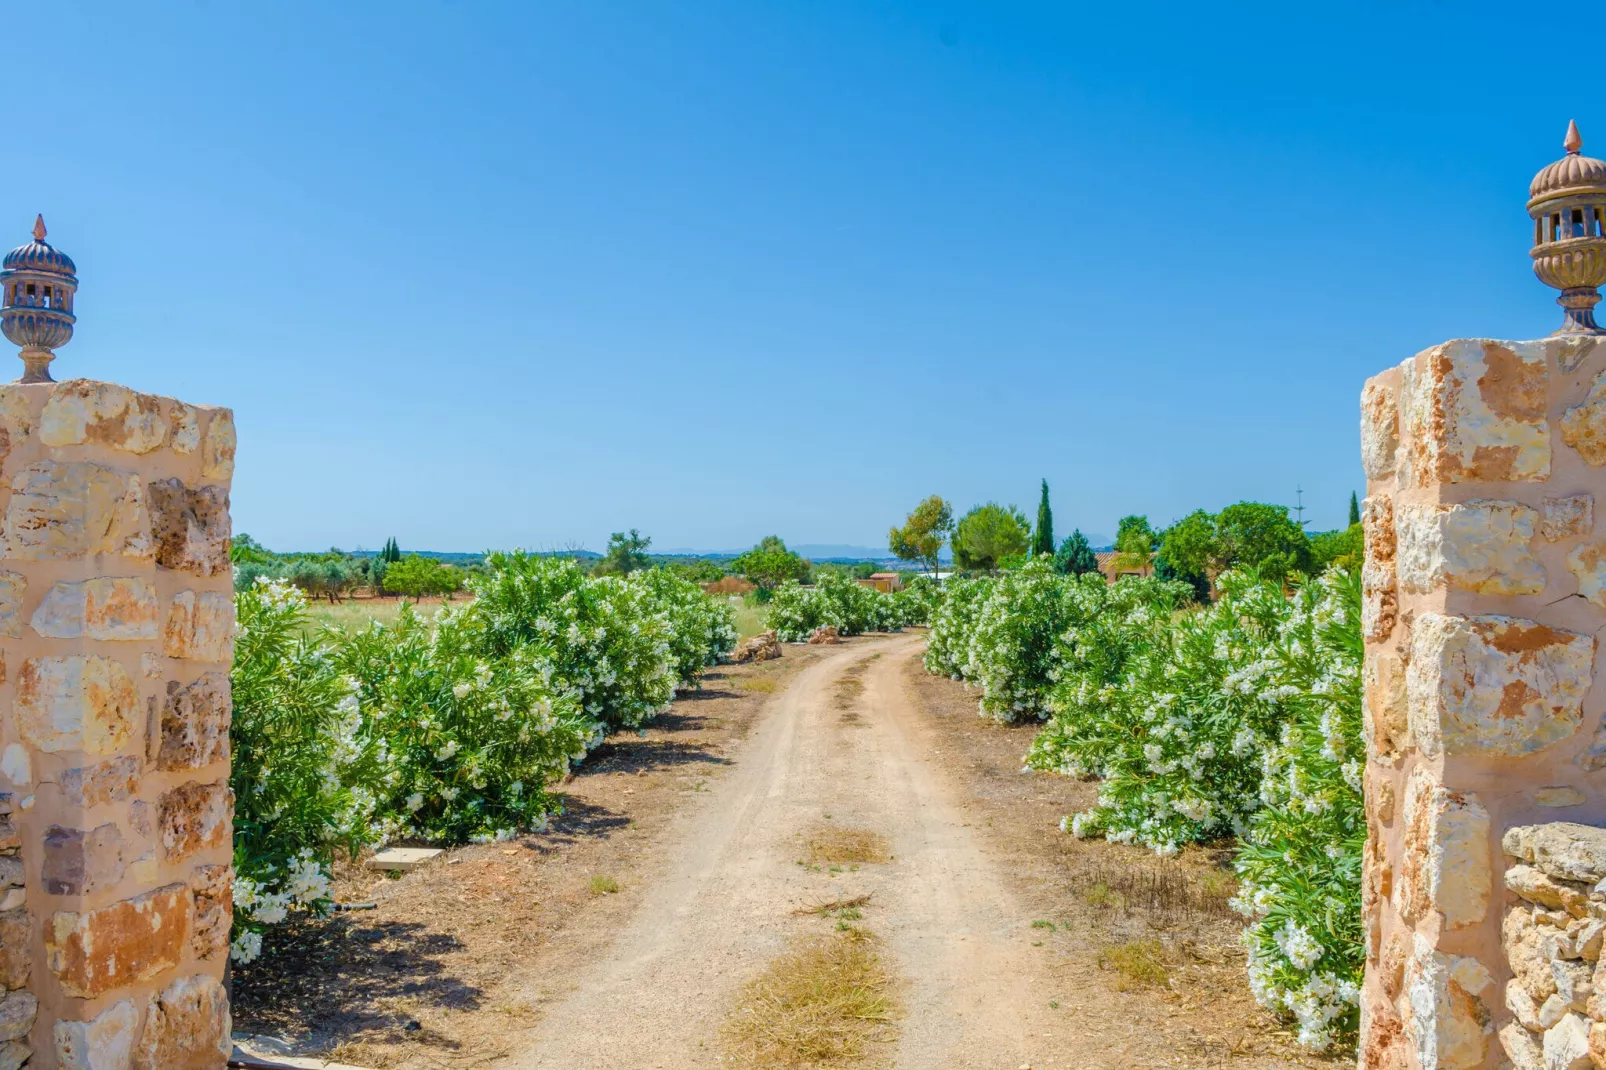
[1053,530,1099,577]
[1032,479,1054,558]
[1348,492,1360,528]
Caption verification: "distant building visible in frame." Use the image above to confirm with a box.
[1095,552,1152,585]
[858,572,904,593]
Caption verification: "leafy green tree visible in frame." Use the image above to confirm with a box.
[232,533,276,566]
[890,495,954,577]
[594,529,653,576]
[667,558,727,584]
[1216,502,1313,580]
[1157,510,1218,582]
[1112,515,1155,574]
[383,555,461,598]
[1053,530,1100,577]
[1032,480,1054,558]
[733,536,811,590]
[1348,492,1361,528]
[1311,523,1365,572]
[952,502,1031,572]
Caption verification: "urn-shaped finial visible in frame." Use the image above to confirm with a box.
[1529,122,1606,335]
[0,217,77,383]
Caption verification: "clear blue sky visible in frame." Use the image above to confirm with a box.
[3,2,1585,553]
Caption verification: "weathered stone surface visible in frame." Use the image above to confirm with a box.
[2,461,151,560]
[1499,1020,1543,1069]
[201,408,235,481]
[40,380,167,454]
[15,655,137,755]
[133,972,231,1070]
[1407,614,1594,758]
[1360,996,1410,1070]
[1508,979,1543,1031]
[1553,957,1593,1011]
[162,589,232,662]
[1544,1012,1592,1069]
[807,625,840,644]
[1395,499,1546,594]
[1544,496,1594,542]
[1366,764,1397,823]
[55,998,138,1070]
[1398,339,1550,486]
[1398,771,1489,928]
[1506,864,1591,915]
[0,1039,27,1070]
[1536,786,1588,808]
[31,576,159,640]
[0,991,37,1043]
[42,822,129,896]
[0,387,33,443]
[1361,378,1399,479]
[1505,823,1606,883]
[1562,369,1606,466]
[60,755,141,808]
[148,478,229,575]
[0,746,29,788]
[1405,935,1493,1069]
[0,573,22,640]
[0,910,28,989]
[1366,653,1410,759]
[1593,1021,1606,1070]
[1362,494,1397,642]
[1541,991,1569,1027]
[45,883,192,998]
[1567,540,1606,610]
[169,402,199,453]
[157,780,231,862]
[731,629,781,664]
[158,673,230,771]
[190,863,231,961]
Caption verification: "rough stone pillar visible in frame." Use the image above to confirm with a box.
[0,380,235,1068]
[1358,336,1606,1069]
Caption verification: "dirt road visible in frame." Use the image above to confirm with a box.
[504,635,1086,1069]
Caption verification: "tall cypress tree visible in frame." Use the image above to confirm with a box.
[1348,492,1361,528]
[1032,479,1054,558]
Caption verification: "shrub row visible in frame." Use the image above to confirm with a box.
[229,558,737,964]
[767,573,928,641]
[921,566,1362,1052]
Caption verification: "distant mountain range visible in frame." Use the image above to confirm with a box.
[341,536,1116,565]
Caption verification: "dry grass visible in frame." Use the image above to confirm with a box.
[589,875,619,895]
[1098,938,1171,991]
[705,576,757,597]
[301,595,466,635]
[795,894,873,917]
[721,928,899,1067]
[805,826,890,866]
[739,676,779,694]
[1066,858,1237,923]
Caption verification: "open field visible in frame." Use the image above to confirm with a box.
[300,594,471,634]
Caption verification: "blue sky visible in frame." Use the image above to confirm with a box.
[2,2,1585,553]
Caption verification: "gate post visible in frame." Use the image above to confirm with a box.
[0,220,235,1068]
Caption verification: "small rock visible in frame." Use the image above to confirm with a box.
[1541,992,1570,1028]
[730,630,781,664]
[807,625,841,645]
[1544,1012,1592,1070]
[1500,1020,1543,1069]
[366,848,444,873]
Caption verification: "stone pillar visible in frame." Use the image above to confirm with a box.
[1357,336,1606,1069]
[0,380,235,1069]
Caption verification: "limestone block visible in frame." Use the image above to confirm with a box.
[156,780,231,862]
[190,863,231,961]
[1544,1012,1592,1069]
[1397,771,1489,928]
[1545,496,1595,542]
[0,747,26,788]
[169,403,198,453]
[1399,339,1550,486]
[1362,378,1400,479]
[0,574,22,640]
[1573,917,1606,962]
[162,590,232,662]
[1367,653,1410,759]
[148,478,229,576]
[1366,764,1397,823]
[0,991,36,1043]
[15,655,137,755]
[1500,1020,1544,1069]
[1362,494,1398,642]
[1567,541,1606,611]
[1405,935,1494,1069]
[2,461,151,561]
[133,972,231,1070]
[1507,864,1591,915]
[54,999,138,1070]
[158,673,230,771]
[1562,369,1606,466]
[1407,614,1594,758]
[42,822,129,896]
[1553,957,1593,1010]
[30,576,159,640]
[1505,823,1606,883]
[45,883,192,998]
[1509,979,1544,1031]
[1360,996,1410,1070]
[1396,499,1546,594]
[40,380,166,454]
[1537,786,1587,808]
[0,1040,26,1070]
[1593,1021,1606,1070]
[201,408,235,480]
[60,756,140,808]
[0,388,33,443]
[0,910,28,989]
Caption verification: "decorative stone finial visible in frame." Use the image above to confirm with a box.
[1529,124,1606,335]
[0,218,77,382]
[32,214,45,242]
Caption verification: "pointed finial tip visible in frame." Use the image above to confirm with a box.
[1566,119,1583,154]
[31,215,45,242]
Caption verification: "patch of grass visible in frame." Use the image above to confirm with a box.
[805,826,890,866]
[740,676,779,694]
[1067,860,1234,922]
[1097,938,1170,991]
[589,875,619,895]
[1080,882,1127,911]
[733,601,770,640]
[1030,919,1056,930]
[721,928,899,1067]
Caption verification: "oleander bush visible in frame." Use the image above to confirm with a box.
[630,566,739,686]
[768,573,912,641]
[967,562,1100,722]
[229,578,384,964]
[921,575,993,680]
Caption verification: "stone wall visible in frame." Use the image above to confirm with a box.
[1358,336,1606,1070]
[0,380,235,1069]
